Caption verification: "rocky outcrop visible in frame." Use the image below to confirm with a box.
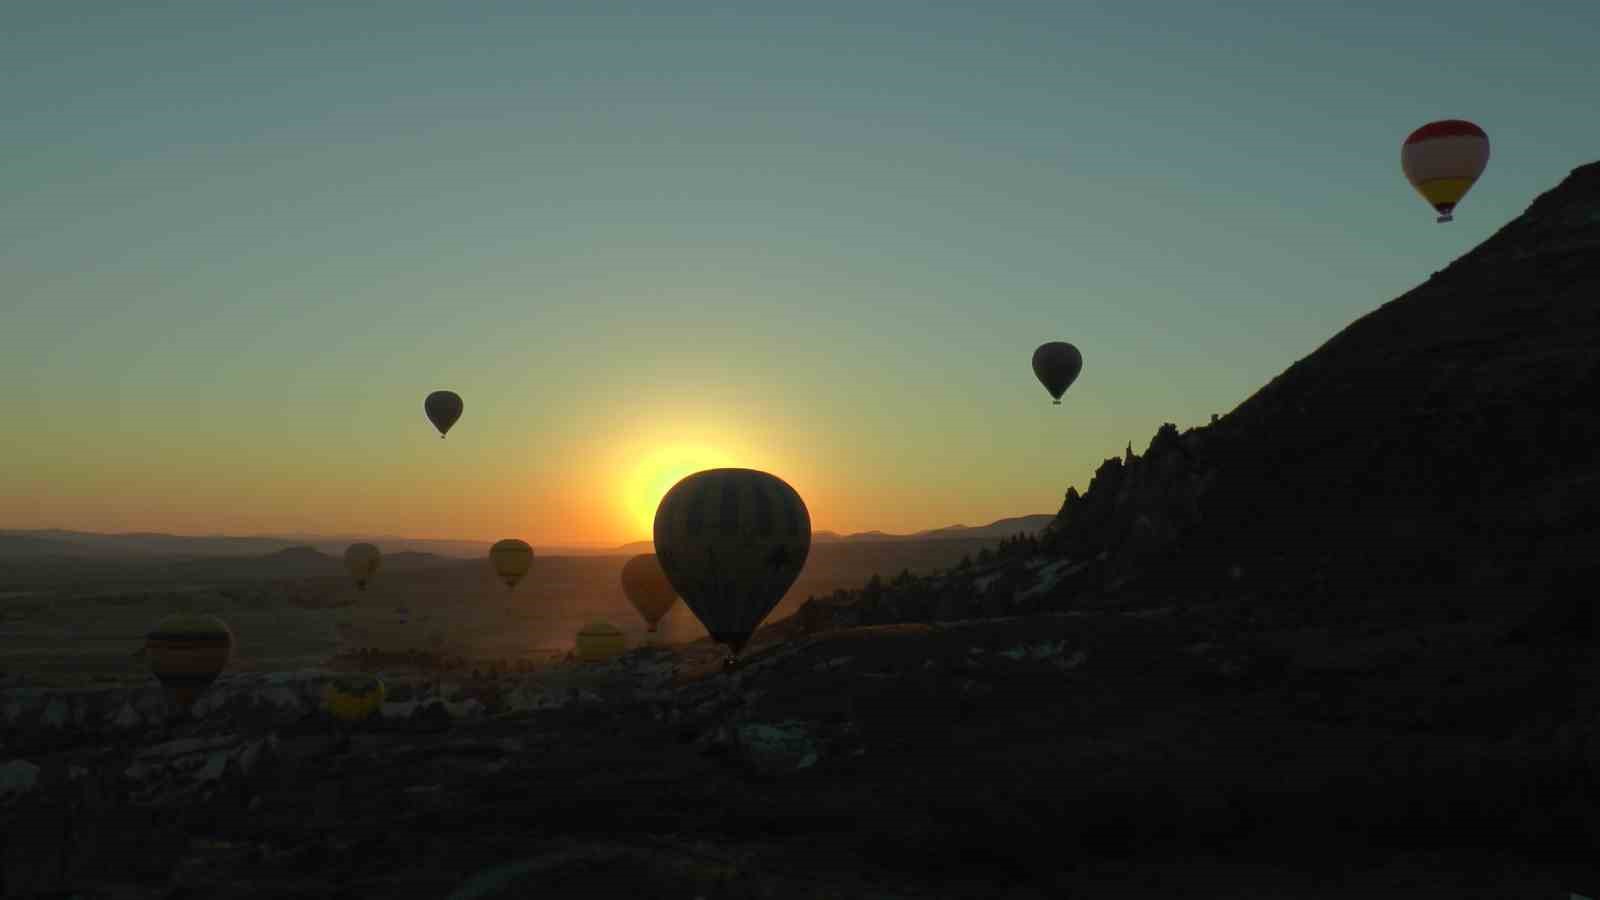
[790,160,1600,636]
[0,672,499,760]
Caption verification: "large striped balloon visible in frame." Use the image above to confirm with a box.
[652,468,811,657]
[146,613,233,708]
[1401,120,1489,223]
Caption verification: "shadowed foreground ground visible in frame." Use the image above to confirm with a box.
[5,601,1599,898]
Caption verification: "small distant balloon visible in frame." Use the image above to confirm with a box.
[489,539,535,590]
[1401,120,1489,223]
[620,553,679,633]
[323,674,386,723]
[424,390,463,438]
[575,621,626,662]
[653,468,811,664]
[1031,342,1083,405]
[146,613,233,709]
[344,543,381,591]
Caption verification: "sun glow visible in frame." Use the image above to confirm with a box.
[619,441,743,539]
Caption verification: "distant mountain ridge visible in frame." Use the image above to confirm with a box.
[608,514,1055,556]
[0,530,604,561]
[0,515,1053,564]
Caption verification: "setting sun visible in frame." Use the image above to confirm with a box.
[619,442,743,539]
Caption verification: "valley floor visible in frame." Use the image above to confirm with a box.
[5,605,1600,898]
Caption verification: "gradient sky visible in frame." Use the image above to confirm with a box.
[4,2,1596,546]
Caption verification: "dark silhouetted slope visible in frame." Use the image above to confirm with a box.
[795,160,1600,633]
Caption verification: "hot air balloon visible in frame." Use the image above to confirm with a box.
[489,539,535,590]
[1032,342,1082,405]
[424,390,463,438]
[621,553,678,633]
[146,613,233,709]
[344,543,381,591]
[575,621,626,662]
[652,468,811,667]
[323,674,386,723]
[1401,120,1490,223]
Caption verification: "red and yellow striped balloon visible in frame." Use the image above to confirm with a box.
[1401,120,1490,223]
[146,614,233,708]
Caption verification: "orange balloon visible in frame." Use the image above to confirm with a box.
[620,553,678,632]
[146,614,233,708]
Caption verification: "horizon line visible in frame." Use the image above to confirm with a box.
[2,513,1059,549]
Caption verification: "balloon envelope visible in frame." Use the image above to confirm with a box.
[620,553,679,632]
[323,674,386,723]
[146,613,233,708]
[424,390,463,437]
[344,543,381,590]
[1032,342,1083,404]
[652,468,811,656]
[489,539,535,589]
[575,621,626,662]
[1401,120,1489,223]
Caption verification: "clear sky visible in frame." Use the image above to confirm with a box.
[3,1,1596,546]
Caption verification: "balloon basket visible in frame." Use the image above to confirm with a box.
[1436,214,1453,223]
[1052,400,1061,405]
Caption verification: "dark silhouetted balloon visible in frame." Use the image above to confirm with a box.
[1032,342,1083,405]
[652,468,811,660]
[489,539,534,589]
[344,543,381,590]
[146,613,233,709]
[1401,120,1489,223]
[424,390,463,438]
[621,553,678,632]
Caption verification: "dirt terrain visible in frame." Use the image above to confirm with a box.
[4,604,1598,897]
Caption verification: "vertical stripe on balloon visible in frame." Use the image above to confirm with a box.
[749,476,775,537]
[782,484,803,537]
[718,474,741,537]
[684,479,709,537]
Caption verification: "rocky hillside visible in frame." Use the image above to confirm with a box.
[792,159,1600,637]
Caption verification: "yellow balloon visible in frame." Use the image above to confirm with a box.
[575,621,625,662]
[489,539,535,590]
[344,543,381,590]
[323,674,386,723]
